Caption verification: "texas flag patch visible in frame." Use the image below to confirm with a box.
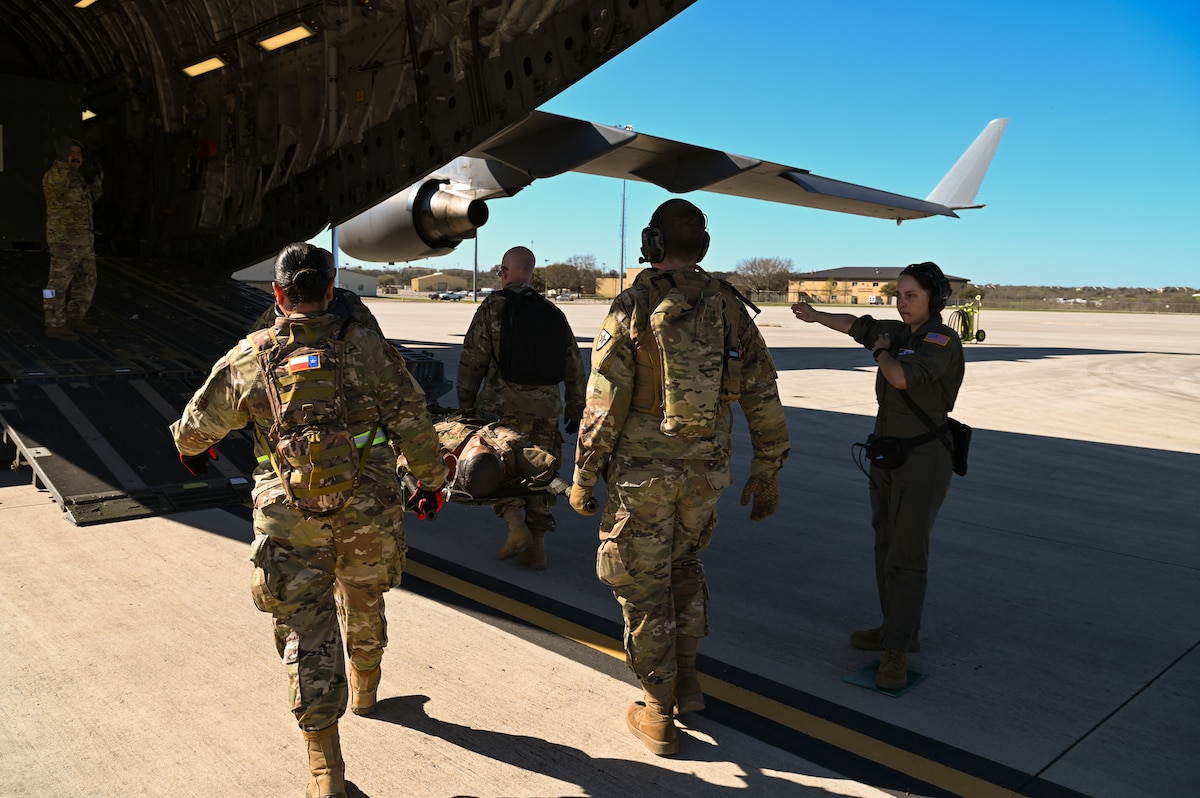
[288,354,321,372]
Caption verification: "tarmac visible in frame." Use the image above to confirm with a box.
[2,303,1197,798]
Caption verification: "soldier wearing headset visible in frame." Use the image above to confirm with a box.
[792,262,964,691]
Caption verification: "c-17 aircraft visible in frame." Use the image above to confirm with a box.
[0,0,1004,525]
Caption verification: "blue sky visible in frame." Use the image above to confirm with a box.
[324,0,1200,288]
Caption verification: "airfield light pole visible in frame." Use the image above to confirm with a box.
[331,225,341,288]
[619,124,634,294]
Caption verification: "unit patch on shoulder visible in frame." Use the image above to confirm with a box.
[595,329,612,351]
[288,354,321,372]
[924,332,950,346]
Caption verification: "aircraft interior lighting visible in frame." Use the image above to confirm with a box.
[257,24,315,52]
[181,56,227,77]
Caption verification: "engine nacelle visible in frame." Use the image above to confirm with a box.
[337,180,489,263]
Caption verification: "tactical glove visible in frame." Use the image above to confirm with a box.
[569,484,597,516]
[563,415,580,435]
[739,474,778,521]
[405,481,445,520]
[179,447,218,476]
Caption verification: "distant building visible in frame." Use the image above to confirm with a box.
[410,271,470,293]
[232,260,379,297]
[789,267,970,306]
[595,267,646,299]
[340,269,378,297]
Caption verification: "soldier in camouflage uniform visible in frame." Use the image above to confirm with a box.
[42,136,102,342]
[456,246,586,569]
[570,199,790,756]
[432,414,562,500]
[171,243,446,798]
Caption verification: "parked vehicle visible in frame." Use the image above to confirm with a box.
[554,292,576,302]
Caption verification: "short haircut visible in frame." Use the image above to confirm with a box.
[654,199,707,261]
[274,242,334,305]
[455,447,506,498]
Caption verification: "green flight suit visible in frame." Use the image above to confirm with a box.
[849,314,964,654]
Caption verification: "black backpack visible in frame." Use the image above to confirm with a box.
[497,287,572,386]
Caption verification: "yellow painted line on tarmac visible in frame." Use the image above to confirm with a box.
[405,560,625,660]
[406,559,1020,798]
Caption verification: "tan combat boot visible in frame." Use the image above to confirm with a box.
[349,664,380,716]
[875,649,908,691]
[67,318,99,334]
[497,506,532,560]
[301,723,346,798]
[850,625,920,652]
[673,637,704,714]
[627,680,678,756]
[518,530,547,570]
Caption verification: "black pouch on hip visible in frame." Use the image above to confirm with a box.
[863,434,909,470]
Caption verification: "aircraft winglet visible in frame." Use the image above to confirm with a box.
[925,118,1009,210]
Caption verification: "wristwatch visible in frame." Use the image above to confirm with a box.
[873,348,888,361]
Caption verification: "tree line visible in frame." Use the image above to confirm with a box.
[357,256,1198,313]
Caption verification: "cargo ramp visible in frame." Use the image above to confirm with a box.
[0,252,448,525]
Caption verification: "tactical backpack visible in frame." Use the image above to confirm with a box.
[253,320,378,514]
[497,287,572,386]
[630,268,758,437]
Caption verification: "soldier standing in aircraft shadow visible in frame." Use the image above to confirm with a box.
[456,245,587,570]
[42,135,103,341]
[569,199,790,756]
[792,261,964,691]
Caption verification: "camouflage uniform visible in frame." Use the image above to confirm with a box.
[171,313,446,731]
[849,314,963,653]
[456,283,586,534]
[42,160,102,327]
[573,267,790,686]
[433,415,560,496]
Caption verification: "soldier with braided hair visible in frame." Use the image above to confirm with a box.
[172,242,446,798]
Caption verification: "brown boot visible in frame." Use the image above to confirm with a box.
[875,649,909,691]
[349,664,380,716]
[673,637,704,714]
[627,680,678,756]
[518,530,547,570]
[67,318,99,334]
[301,723,346,798]
[497,507,532,560]
[45,325,79,341]
[850,625,920,653]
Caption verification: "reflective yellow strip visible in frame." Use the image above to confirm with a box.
[354,429,387,448]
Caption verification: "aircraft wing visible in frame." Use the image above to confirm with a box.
[468,112,1009,222]
[339,113,1008,262]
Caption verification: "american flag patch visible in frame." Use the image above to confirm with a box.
[288,354,321,372]
[924,332,950,346]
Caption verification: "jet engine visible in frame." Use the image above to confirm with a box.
[337,180,489,263]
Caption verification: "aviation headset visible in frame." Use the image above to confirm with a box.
[639,199,711,264]
[899,261,951,314]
